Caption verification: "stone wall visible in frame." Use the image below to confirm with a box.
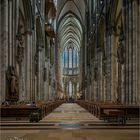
[0,0,56,104]
[84,0,139,105]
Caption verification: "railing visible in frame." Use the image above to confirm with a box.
[63,67,79,75]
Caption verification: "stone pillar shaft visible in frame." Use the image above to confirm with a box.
[0,0,9,102]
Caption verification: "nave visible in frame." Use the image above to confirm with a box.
[0,0,140,139]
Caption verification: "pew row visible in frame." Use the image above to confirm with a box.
[76,100,139,124]
[103,109,126,124]
[0,100,64,122]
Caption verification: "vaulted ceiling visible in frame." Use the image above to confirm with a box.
[57,0,86,51]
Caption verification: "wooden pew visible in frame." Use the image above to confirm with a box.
[124,105,139,119]
[1,104,42,121]
[76,100,139,124]
[96,104,139,120]
[44,100,65,115]
[103,109,126,124]
[0,100,65,121]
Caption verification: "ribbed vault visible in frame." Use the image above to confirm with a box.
[56,0,86,99]
[57,0,85,54]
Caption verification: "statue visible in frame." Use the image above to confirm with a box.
[16,24,24,63]
[117,22,125,65]
[117,41,124,64]
[6,66,19,102]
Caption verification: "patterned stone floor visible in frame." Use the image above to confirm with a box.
[1,129,139,140]
[1,103,139,140]
[40,103,101,123]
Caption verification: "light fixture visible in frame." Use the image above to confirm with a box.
[96,13,99,16]
[100,0,103,4]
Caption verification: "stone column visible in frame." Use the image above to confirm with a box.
[36,44,43,101]
[0,0,2,103]
[99,51,103,101]
[0,0,9,103]
[132,0,138,104]
[110,34,114,102]
[90,84,92,101]
[121,64,125,103]
[96,52,100,101]
[90,62,94,100]
[96,48,103,101]
[51,65,55,100]
[30,34,33,102]
[111,32,117,102]
[30,34,34,101]
[64,83,66,98]
[103,76,106,102]
[25,31,32,102]
[124,1,136,104]
[44,59,49,100]
[72,83,74,98]
[86,66,90,100]
[12,0,17,65]
[67,83,69,99]
[8,0,12,65]
[104,37,108,101]
[136,0,140,104]
[96,50,100,101]
[46,59,50,101]
[117,63,121,100]
[31,29,36,101]
[106,34,111,101]
[42,49,46,100]
[128,2,132,104]
[74,82,77,99]
[124,1,129,104]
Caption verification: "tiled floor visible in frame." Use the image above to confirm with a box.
[41,103,101,123]
[1,103,139,140]
[1,129,139,140]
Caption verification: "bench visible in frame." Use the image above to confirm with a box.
[0,100,65,121]
[0,105,42,121]
[96,104,139,120]
[103,109,126,124]
[76,100,139,124]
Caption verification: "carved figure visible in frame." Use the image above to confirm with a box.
[117,40,124,64]
[6,66,18,100]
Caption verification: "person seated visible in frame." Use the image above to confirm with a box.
[1,101,5,106]
[1,101,9,106]
[31,101,37,107]
[113,98,121,104]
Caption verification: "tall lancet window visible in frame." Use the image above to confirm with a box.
[69,46,72,68]
[62,43,79,75]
